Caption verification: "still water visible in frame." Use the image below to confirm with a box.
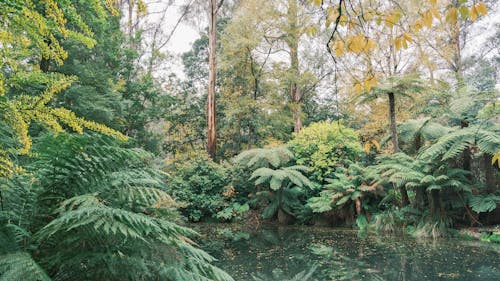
[196,225,500,281]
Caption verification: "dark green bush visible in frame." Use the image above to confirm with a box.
[168,155,231,221]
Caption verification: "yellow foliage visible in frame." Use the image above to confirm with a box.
[445,8,458,24]
[459,6,469,20]
[334,40,344,56]
[422,10,433,28]
[364,139,380,154]
[384,11,402,28]
[493,150,500,168]
[469,5,479,21]
[354,83,363,94]
[363,76,378,92]
[476,2,488,16]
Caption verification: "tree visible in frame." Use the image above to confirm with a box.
[0,0,125,177]
[361,75,425,206]
[207,0,222,159]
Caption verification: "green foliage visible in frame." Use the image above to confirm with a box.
[0,0,125,178]
[418,126,500,162]
[250,165,314,220]
[233,146,294,169]
[308,163,383,215]
[235,147,314,222]
[288,122,362,182]
[469,195,500,213]
[398,118,453,154]
[216,203,250,222]
[0,133,233,281]
[168,155,231,222]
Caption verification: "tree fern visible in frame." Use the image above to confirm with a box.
[0,133,233,281]
[233,146,294,169]
[244,149,314,222]
[418,126,500,161]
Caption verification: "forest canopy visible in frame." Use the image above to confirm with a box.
[0,0,499,280]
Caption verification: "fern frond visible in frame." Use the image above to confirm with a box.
[0,252,51,281]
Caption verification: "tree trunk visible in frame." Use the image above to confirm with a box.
[429,189,443,217]
[413,187,427,211]
[388,92,399,153]
[484,154,497,193]
[207,0,217,160]
[388,92,410,207]
[287,0,302,133]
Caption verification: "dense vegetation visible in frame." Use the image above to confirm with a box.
[0,0,498,280]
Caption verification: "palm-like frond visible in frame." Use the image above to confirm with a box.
[418,126,500,161]
[250,165,314,191]
[233,146,294,168]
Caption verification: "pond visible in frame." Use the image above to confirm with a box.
[194,224,500,281]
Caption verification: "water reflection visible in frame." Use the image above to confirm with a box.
[195,225,500,281]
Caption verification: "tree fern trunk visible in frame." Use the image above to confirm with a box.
[388,92,410,207]
[484,154,497,193]
[413,187,427,211]
[429,189,443,217]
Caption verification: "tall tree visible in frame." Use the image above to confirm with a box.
[207,0,220,159]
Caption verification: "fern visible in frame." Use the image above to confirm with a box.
[0,252,52,281]
[0,133,233,281]
[233,146,294,169]
[418,126,500,162]
[469,195,500,213]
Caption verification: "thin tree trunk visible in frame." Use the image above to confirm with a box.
[388,92,410,207]
[388,92,399,153]
[287,0,302,133]
[207,0,217,160]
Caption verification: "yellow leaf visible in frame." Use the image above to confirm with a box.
[492,150,500,168]
[339,15,348,26]
[430,7,441,20]
[327,7,338,22]
[354,83,363,94]
[403,32,413,43]
[445,8,458,24]
[371,140,380,150]
[413,20,423,32]
[394,37,402,51]
[335,40,344,57]
[365,39,376,51]
[459,6,469,20]
[347,35,364,54]
[477,2,488,16]
[402,37,408,49]
[313,0,322,6]
[364,142,371,154]
[422,11,433,28]
[429,0,437,6]
[363,79,372,92]
[469,6,478,21]
[369,76,378,87]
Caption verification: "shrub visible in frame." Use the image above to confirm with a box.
[168,155,231,221]
[288,122,363,183]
